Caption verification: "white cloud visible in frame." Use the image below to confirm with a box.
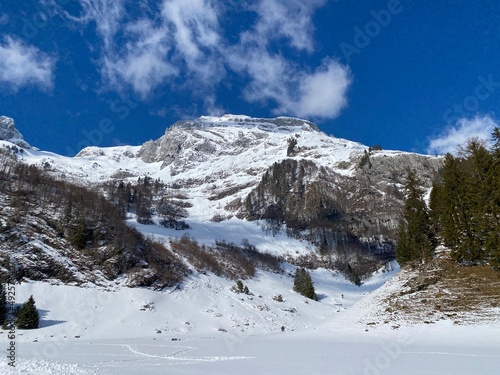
[427,115,497,155]
[101,19,177,98]
[51,0,224,99]
[228,50,351,119]
[281,60,351,119]
[104,0,225,99]
[161,0,220,57]
[227,49,289,103]
[49,0,350,119]
[228,1,350,120]
[0,36,55,91]
[103,49,177,99]
[51,0,125,51]
[159,0,224,84]
[253,0,326,52]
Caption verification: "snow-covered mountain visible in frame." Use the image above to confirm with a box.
[11,114,442,224]
[8,114,442,261]
[0,114,444,285]
[21,114,439,183]
[1,115,499,375]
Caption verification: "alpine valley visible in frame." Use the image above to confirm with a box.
[0,115,499,375]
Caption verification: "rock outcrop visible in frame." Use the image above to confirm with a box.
[0,116,30,148]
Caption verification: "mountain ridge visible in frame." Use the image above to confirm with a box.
[0,114,443,288]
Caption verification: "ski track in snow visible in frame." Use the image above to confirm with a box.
[96,343,254,365]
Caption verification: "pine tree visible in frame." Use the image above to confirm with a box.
[429,179,445,234]
[293,268,318,300]
[236,280,244,293]
[467,141,494,263]
[490,128,500,267]
[395,220,411,264]
[16,295,39,329]
[438,154,467,254]
[69,218,90,249]
[431,139,500,266]
[396,170,436,266]
[492,127,500,152]
[64,200,73,225]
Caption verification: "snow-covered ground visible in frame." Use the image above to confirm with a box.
[4,324,499,375]
[129,215,320,257]
[1,266,499,375]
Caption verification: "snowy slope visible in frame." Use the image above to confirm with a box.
[8,266,397,342]
[1,266,499,375]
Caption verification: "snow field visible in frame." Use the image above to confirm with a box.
[0,261,498,374]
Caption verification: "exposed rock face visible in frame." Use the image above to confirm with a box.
[358,151,443,189]
[0,116,30,148]
[137,114,319,169]
[241,151,442,255]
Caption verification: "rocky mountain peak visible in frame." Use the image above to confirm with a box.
[137,115,323,169]
[170,114,320,133]
[0,115,30,148]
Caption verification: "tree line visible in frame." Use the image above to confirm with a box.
[397,128,500,268]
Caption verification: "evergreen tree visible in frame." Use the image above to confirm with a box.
[430,139,500,267]
[438,154,468,253]
[396,170,436,266]
[236,280,244,293]
[429,179,444,232]
[69,218,90,249]
[16,295,39,329]
[492,127,500,152]
[293,268,318,300]
[396,220,411,264]
[0,281,6,325]
[466,141,495,263]
[490,128,500,267]
[64,200,73,225]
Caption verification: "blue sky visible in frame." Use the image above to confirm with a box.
[1,0,500,156]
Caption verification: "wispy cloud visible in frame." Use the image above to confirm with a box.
[252,0,326,52]
[0,36,56,91]
[159,0,225,90]
[49,0,125,51]
[427,115,497,155]
[281,59,351,119]
[229,0,350,119]
[48,0,350,119]
[102,18,177,98]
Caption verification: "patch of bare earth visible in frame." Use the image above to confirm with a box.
[384,254,500,325]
